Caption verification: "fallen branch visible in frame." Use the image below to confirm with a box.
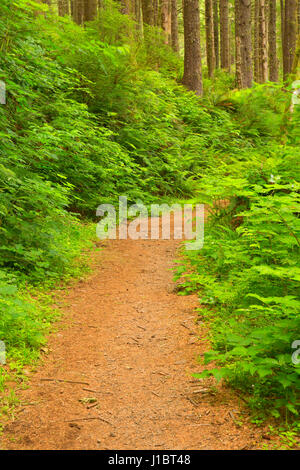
[66,416,112,425]
[41,378,90,385]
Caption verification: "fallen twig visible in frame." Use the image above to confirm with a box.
[41,378,89,385]
[187,396,199,407]
[66,416,112,425]
[87,403,99,410]
[66,417,99,422]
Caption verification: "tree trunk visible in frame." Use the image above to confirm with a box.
[258,0,268,82]
[154,0,159,25]
[168,0,172,40]
[283,0,297,78]
[73,0,84,24]
[182,0,203,95]
[281,0,285,55]
[205,0,216,77]
[58,0,69,15]
[253,0,260,81]
[83,0,97,21]
[142,0,155,25]
[119,0,131,14]
[280,33,300,143]
[235,0,243,87]
[161,0,171,43]
[290,32,300,79]
[268,0,278,81]
[220,0,230,69]
[134,0,143,33]
[238,0,253,88]
[171,0,180,52]
[213,0,220,68]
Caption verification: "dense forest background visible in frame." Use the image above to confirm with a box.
[0,0,299,437]
[39,0,300,91]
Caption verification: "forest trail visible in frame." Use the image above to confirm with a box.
[2,215,262,450]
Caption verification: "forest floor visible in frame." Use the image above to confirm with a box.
[1,215,267,450]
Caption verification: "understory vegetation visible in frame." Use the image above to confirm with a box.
[0,1,240,373]
[0,0,299,433]
[177,89,300,426]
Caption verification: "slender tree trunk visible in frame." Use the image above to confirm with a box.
[73,0,84,24]
[171,0,180,52]
[205,0,216,77]
[229,4,234,69]
[168,0,172,40]
[118,0,130,14]
[213,0,220,68]
[238,0,253,88]
[281,0,285,54]
[268,0,278,81]
[220,0,230,69]
[142,0,155,25]
[161,0,171,43]
[253,0,260,80]
[153,0,159,25]
[258,0,268,82]
[83,0,97,21]
[58,0,69,15]
[283,0,297,78]
[134,0,144,33]
[280,33,300,143]
[235,0,243,87]
[182,0,203,95]
[290,32,300,79]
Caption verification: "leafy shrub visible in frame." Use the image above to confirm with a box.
[178,134,300,420]
[0,271,56,367]
[0,0,242,369]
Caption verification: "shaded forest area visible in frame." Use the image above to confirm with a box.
[0,0,299,443]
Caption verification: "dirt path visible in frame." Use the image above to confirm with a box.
[1,217,262,450]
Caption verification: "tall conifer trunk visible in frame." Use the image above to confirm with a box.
[182,0,203,95]
[258,0,268,82]
[205,0,216,77]
[237,0,253,88]
[58,0,69,16]
[220,0,230,69]
[171,0,180,52]
[268,0,278,81]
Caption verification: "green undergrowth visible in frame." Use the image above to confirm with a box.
[0,221,96,410]
[0,0,251,378]
[175,87,300,431]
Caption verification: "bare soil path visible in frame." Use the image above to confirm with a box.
[1,217,262,450]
